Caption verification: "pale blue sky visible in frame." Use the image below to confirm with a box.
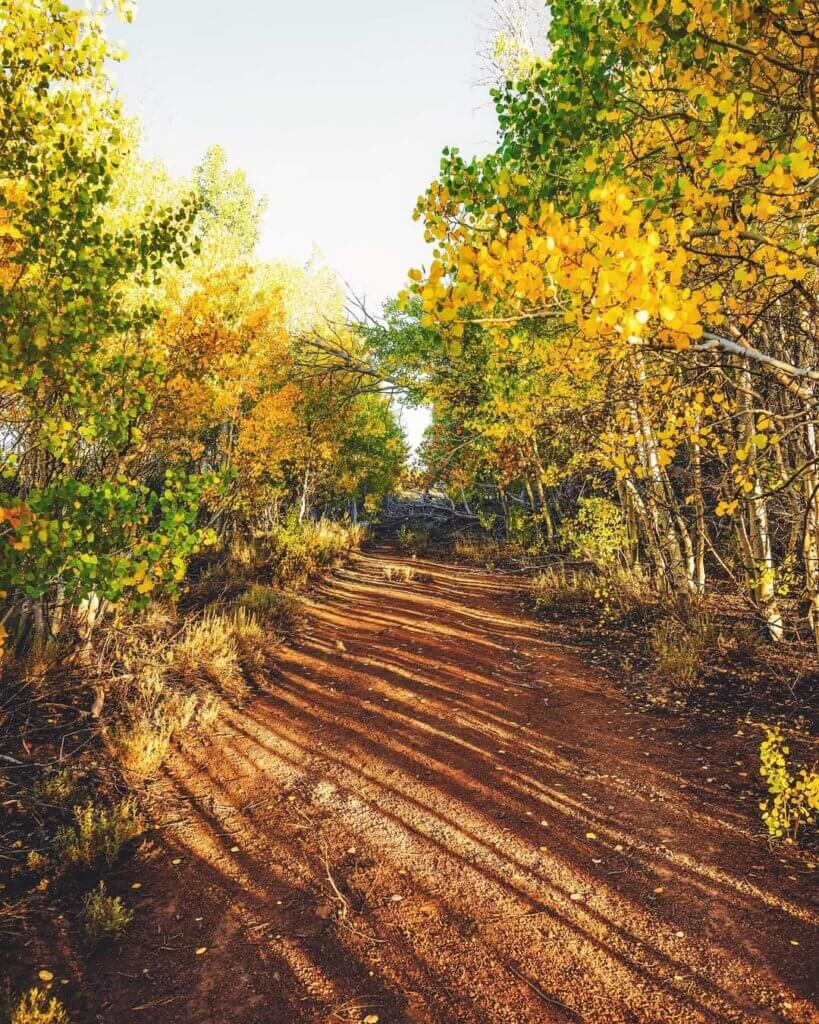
[110,1,499,449]
[111,0,498,303]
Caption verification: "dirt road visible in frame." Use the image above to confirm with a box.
[76,548,818,1023]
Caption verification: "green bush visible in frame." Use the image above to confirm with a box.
[396,524,430,554]
[81,882,133,946]
[561,496,629,569]
[237,586,304,636]
[53,799,143,869]
[759,726,819,840]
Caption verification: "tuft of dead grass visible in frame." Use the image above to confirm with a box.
[165,612,244,697]
[236,586,304,638]
[383,565,416,583]
[532,564,600,614]
[648,611,717,690]
[52,798,143,869]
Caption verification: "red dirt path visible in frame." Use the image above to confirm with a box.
[73,547,818,1023]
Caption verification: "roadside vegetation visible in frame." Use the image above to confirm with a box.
[0,2,397,1012]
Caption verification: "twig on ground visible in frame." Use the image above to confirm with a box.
[504,963,585,1021]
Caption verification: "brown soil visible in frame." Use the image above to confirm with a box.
[39,547,819,1023]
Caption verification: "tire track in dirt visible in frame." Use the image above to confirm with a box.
[78,547,819,1024]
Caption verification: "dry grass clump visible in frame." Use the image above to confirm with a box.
[107,658,222,781]
[453,534,532,569]
[236,586,304,638]
[649,612,717,689]
[33,769,82,808]
[533,562,654,622]
[100,597,292,781]
[532,565,600,614]
[184,521,364,607]
[53,798,143,868]
[165,611,244,696]
[185,558,253,611]
[260,521,366,586]
[80,882,132,946]
[383,564,416,583]
[7,989,69,1024]
[453,535,501,566]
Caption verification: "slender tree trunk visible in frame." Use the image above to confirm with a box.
[736,362,784,640]
[801,418,819,651]
[298,465,311,524]
[690,437,706,594]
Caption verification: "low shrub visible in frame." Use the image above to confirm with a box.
[259,520,365,586]
[80,882,133,946]
[25,851,48,874]
[533,560,654,622]
[532,565,599,614]
[166,612,244,698]
[182,521,362,608]
[453,534,533,569]
[237,586,304,637]
[186,560,252,609]
[33,770,82,807]
[109,714,174,782]
[648,612,716,689]
[53,798,143,869]
[396,524,430,555]
[759,726,819,840]
[453,535,500,567]
[107,659,214,780]
[561,496,629,571]
[383,565,416,583]
[8,989,69,1024]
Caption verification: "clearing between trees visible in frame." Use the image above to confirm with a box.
[46,546,818,1024]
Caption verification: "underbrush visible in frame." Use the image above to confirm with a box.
[237,586,305,635]
[0,518,364,1005]
[647,613,718,691]
[3,989,70,1024]
[203,520,365,598]
[53,798,143,869]
[532,564,600,614]
[452,534,530,569]
[80,882,132,946]
[527,554,818,846]
[396,524,431,555]
[532,562,656,623]
[758,726,819,841]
